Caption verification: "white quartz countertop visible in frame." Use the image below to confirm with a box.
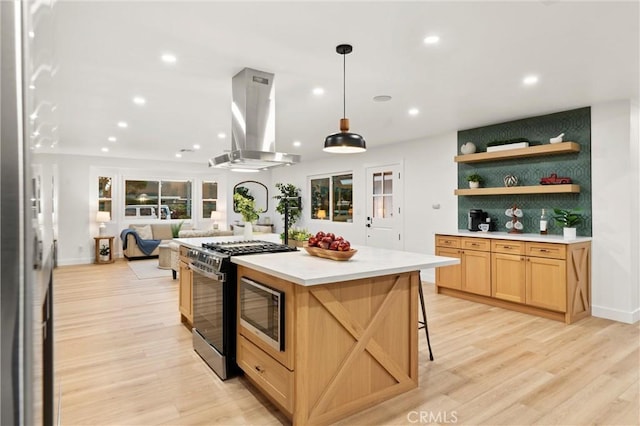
[231,246,459,286]
[437,230,592,244]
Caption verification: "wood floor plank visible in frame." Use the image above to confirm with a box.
[54,262,639,425]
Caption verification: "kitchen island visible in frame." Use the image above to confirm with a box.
[231,245,458,425]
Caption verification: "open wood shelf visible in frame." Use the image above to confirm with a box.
[455,184,580,196]
[454,142,580,164]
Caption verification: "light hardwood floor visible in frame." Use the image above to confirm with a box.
[54,261,639,425]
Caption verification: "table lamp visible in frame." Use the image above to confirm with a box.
[210,211,221,230]
[96,211,111,236]
[317,210,327,220]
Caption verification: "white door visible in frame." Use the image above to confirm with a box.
[365,164,403,250]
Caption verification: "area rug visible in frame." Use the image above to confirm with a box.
[127,259,172,280]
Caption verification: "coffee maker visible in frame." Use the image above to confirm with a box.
[468,209,488,231]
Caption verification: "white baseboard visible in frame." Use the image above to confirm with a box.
[592,305,640,324]
[57,257,93,266]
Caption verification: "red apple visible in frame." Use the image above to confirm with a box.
[308,237,318,247]
[315,231,325,239]
[329,241,340,250]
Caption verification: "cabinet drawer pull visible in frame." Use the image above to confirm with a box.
[471,243,479,246]
[502,245,511,249]
[255,365,264,373]
[539,249,549,253]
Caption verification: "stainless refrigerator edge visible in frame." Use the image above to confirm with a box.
[2,1,55,424]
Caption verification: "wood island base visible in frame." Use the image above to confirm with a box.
[237,265,419,426]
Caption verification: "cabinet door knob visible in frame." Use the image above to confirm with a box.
[255,365,263,373]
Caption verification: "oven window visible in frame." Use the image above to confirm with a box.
[240,278,282,344]
[192,272,224,353]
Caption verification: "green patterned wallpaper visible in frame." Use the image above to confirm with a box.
[457,107,592,236]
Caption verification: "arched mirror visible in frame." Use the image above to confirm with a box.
[233,180,268,213]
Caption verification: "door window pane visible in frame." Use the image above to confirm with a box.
[311,178,329,220]
[332,174,352,223]
[371,171,393,219]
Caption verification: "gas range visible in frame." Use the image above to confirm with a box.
[202,240,297,256]
[188,239,297,380]
[187,240,297,275]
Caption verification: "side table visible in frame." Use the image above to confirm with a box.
[158,243,171,269]
[94,236,115,264]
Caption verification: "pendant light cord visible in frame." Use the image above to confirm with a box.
[343,51,346,119]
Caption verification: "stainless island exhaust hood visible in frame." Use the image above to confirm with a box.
[209,68,300,171]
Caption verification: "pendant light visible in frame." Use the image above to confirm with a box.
[323,44,366,153]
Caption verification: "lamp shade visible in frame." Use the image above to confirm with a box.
[210,211,221,220]
[317,209,327,219]
[96,211,111,223]
[323,131,366,153]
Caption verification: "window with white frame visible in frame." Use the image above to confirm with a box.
[202,181,218,218]
[310,173,353,222]
[124,179,192,220]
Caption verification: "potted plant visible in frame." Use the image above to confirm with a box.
[171,220,184,238]
[273,183,302,231]
[552,208,584,239]
[234,192,263,237]
[466,174,484,189]
[283,228,312,248]
[99,244,110,261]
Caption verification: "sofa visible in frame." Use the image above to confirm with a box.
[122,224,173,259]
[122,224,234,260]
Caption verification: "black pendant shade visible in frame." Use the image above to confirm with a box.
[323,44,366,154]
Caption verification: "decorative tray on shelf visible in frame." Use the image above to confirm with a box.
[304,246,357,261]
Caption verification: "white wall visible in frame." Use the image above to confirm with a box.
[591,100,640,323]
[33,154,239,264]
[38,99,639,323]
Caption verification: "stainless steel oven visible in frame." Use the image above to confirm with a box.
[189,249,239,380]
[239,277,285,351]
[188,240,296,380]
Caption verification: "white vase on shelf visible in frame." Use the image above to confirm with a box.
[243,222,253,239]
[469,181,480,189]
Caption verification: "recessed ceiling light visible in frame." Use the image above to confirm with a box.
[523,75,539,85]
[101,147,109,153]
[175,153,182,158]
[217,132,226,139]
[161,53,177,64]
[117,121,128,128]
[293,140,301,147]
[193,144,201,150]
[373,95,392,102]
[312,87,325,96]
[133,96,146,105]
[108,136,116,142]
[423,35,440,45]
[408,108,420,116]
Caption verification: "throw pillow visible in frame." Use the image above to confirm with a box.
[131,224,153,240]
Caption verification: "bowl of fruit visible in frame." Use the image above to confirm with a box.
[304,231,356,261]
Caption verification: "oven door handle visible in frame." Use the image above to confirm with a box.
[189,263,224,281]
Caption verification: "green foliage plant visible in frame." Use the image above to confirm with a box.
[274,183,302,230]
[466,174,484,183]
[171,220,184,238]
[233,193,261,223]
[552,208,584,228]
[99,244,110,256]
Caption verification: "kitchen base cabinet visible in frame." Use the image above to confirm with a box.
[436,234,591,324]
[178,247,193,328]
[435,246,461,290]
[435,237,491,296]
[236,265,418,426]
[462,248,491,296]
